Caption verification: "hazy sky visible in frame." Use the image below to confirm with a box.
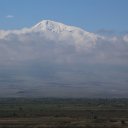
[0,0,128,31]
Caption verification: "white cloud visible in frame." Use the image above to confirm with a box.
[123,34,128,42]
[0,27,128,65]
[5,15,14,19]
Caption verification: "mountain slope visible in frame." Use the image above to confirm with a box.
[0,20,100,43]
[32,20,86,33]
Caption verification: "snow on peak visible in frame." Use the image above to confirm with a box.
[0,20,101,43]
[31,20,85,33]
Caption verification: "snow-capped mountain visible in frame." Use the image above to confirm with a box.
[0,20,100,42]
[32,20,86,33]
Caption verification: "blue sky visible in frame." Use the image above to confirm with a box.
[0,0,128,31]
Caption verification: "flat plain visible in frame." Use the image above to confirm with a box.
[0,98,128,128]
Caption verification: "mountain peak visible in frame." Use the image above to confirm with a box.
[31,20,84,33]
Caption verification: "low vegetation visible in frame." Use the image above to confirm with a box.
[0,98,128,128]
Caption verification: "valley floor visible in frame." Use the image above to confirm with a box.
[0,98,128,128]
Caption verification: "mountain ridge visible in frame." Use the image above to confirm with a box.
[0,20,99,41]
[31,20,86,33]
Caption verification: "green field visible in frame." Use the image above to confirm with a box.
[0,98,128,128]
